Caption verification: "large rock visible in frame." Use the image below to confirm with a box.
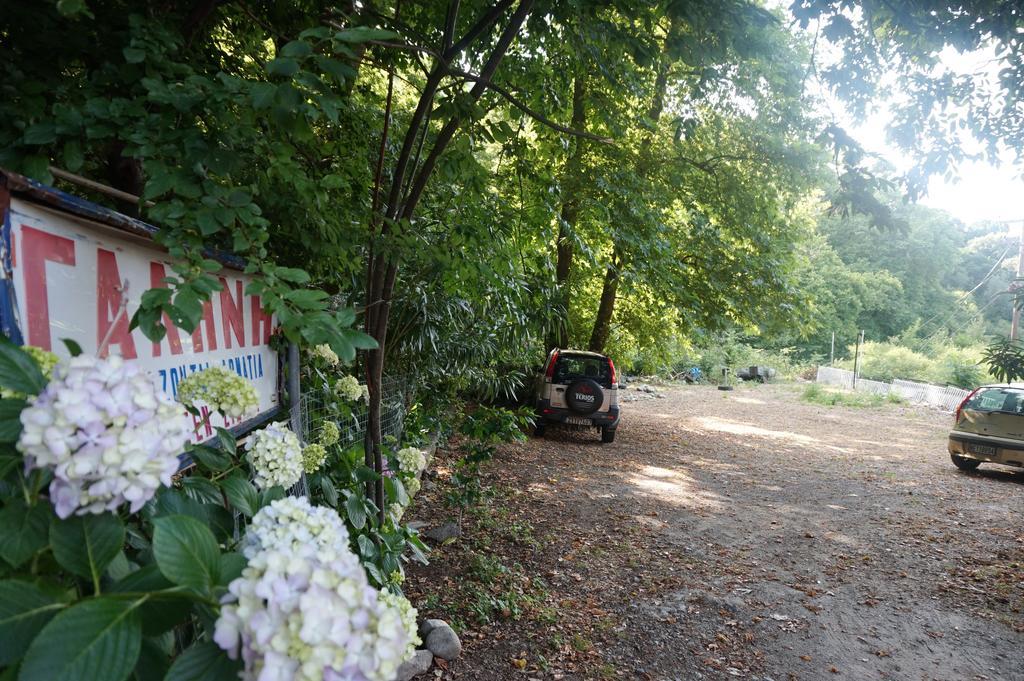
[418,618,448,639]
[424,623,462,660]
[422,521,461,542]
[393,649,433,680]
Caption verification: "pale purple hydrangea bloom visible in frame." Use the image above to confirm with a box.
[215,497,415,681]
[17,354,191,518]
[246,421,303,490]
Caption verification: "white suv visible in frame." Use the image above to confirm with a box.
[533,348,621,442]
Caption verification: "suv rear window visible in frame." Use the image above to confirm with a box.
[554,355,612,388]
[965,387,1024,414]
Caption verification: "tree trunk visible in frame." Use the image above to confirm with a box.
[363,0,534,519]
[548,71,588,350]
[588,249,620,352]
[585,44,671,353]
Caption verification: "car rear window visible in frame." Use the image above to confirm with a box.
[554,355,612,388]
[964,388,1024,414]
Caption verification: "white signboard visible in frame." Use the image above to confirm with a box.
[5,198,279,442]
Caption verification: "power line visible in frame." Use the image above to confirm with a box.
[917,244,1011,335]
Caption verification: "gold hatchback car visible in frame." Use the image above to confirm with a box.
[949,385,1024,471]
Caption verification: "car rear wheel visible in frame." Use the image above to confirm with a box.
[951,453,981,471]
[601,426,615,443]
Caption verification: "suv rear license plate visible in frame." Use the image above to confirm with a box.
[968,443,997,457]
[566,416,591,426]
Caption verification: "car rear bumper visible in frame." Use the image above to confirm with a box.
[948,431,1024,468]
[536,400,620,429]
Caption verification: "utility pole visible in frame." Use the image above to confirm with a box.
[853,330,864,388]
[830,331,835,366]
[1011,219,1024,341]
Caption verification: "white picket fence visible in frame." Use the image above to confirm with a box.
[815,366,971,412]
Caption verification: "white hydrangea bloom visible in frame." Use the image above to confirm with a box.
[302,443,327,474]
[388,502,405,523]
[334,375,368,403]
[246,422,303,489]
[360,384,370,403]
[308,344,340,367]
[318,421,340,447]
[17,354,190,518]
[395,446,427,475]
[378,590,420,660]
[405,477,421,498]
[177,366,259,419]
[216,497,415,681]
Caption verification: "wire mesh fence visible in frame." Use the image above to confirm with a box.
[296,373,416,451]
[815,366,970,412]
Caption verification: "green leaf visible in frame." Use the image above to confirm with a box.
[258,486,285,508]
[214,427,237,456]
[383,476,408,507]
[188,445,231,472]
[165,642,241,681]
[49,513,125,580]
[219,474,257,517]
[63,141,84,172]
[180,476,222,504]
[60,338,83,357]
[345,493,366,530]
[250,82,277,110]
[335,27,397,43]
[319,476,338,507]
[196,212,221,236]
[152,515,220,591]
[23,123,56,146]
[0,336,46,396]
[357,534,377,560]
[226,189,251,207]
[218,552,246,585]
[131,637,170,681]
[279,40,312,59]
[273,267,311,284]
[283,289,328,308]
[266,57,299,78]
[19,597,142,681]
[0,580,65,665]
[123,47,145,63]
[0,500,52,567]
[110,566,190,636]
[0,399,26,442]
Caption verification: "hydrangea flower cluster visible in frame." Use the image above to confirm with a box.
[177,366,259,419]
[246,422,303,489]
[318,420,340,447]
[396,446,427,475]
[308,344,340,367]
[215,497,415,681]
[17,354,191,518]
[378,590,421,659]
[334,375,369,403]
[2,345,59,399]
[302,443,327,474]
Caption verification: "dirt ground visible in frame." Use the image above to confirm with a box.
[406,383,1024,681]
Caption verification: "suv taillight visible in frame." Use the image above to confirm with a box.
[954,388,980,423]
[608,358,617,386]
[545,351,559,381]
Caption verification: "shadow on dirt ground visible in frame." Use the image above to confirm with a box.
[406,383,1024,681]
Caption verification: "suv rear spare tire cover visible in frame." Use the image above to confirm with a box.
[566,378,602,414]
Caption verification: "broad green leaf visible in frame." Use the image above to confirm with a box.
[131,637,169,681]
[345,494,366,530]
[0,580,65,665]
[111,565,190,636]
[0,399,27,442]
[19,597,142,681]
[266,57,299,78]
[0,336,46,396]
[152,515,220,590]
[335,27,397,43]
[383,476,408,507]
[180,476,222,504]
[214,427,237,456]
[218,552,246,586]
[49,512,125,580]
[165,642,241,681]
[60,338,83,357]
[219,474,257,517]
[123,47,145,63]
[0,500,52,567]
[188,445,231,472]
[319,476,338,507]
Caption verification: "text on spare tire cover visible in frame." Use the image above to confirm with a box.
[575,391,595,402]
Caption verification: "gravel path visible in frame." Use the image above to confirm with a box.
[408,383,1024,680]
